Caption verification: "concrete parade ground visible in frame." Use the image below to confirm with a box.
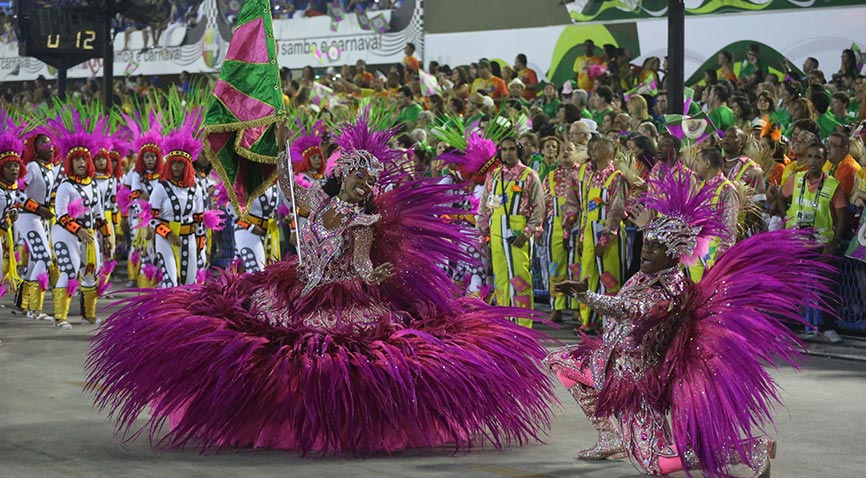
[1,291,864,478]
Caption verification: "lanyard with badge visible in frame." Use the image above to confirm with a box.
[487,167,519,243]
[796,174,824,229]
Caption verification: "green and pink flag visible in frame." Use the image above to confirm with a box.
[664,111,716,146]
[203,0,285,212]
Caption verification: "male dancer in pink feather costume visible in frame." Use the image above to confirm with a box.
[546,164,832,478]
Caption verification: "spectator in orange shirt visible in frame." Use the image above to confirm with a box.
[572,39,603,93]
[470,59,508,101]
[514,53,538,101]
[403,42,420,78]
[353,60,374,88]
[826,132,861,195]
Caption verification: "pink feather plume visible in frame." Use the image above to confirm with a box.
[37,272,49,291]
[203,210,225,231]
[67,278,79,296]
[116,187,132,215]
[67,197,89,219]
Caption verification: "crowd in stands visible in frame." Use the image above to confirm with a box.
[2,40,865,340]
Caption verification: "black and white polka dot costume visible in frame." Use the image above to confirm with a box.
[129,170,160,283]
[0,179,24,288]
[228,183,279,273]
[94,173,117,258]
[148,180,204,287]
[19,161,55,291]
[52,177,103,294]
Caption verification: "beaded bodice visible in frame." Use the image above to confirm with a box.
[582,266,689,385]
[295,183,379,296]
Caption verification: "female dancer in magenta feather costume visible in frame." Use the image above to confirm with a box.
[545,163,833,478]
[86,115,555,454]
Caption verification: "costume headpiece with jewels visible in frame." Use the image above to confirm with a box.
[289,121,325,176]
[159,109,203,188]
[640,163,729,266]
[0,109,26,181]
[327,112,398,179]
[123,110,164,174]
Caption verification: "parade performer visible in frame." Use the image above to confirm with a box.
[0,127,26,298]
[436,129,500,297]
[93,131,119,294]
[687,147,740,281]
[144,126,207,287]
[125,113,164,288]
[544,138,579,322]
[477,136,544,326]
[51,130,108,328]
[17,129,56,320]
[229,178,280,273]
[545,164,831,478]
[87,117,554,454]
[563,137,628,331]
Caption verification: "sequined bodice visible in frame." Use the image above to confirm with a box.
[296,188,379,296]
[583,267,689,385]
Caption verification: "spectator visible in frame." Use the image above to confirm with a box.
[826,132,861,196]
[590,85,614,125]
[514,53,539,100]
[396,86,422,130]
[471,59,508,101]
[403,42,420,77]
[536,82,560,118]
[708,84,736,132]
[717,50,736,83]
[573,39,603,93]
[571,88,592,119]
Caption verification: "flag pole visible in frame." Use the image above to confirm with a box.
[284,136,303,266]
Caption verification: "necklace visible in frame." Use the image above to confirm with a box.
[332,195,363,217]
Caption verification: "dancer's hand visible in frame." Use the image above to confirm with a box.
[167,232,182,247]
[368,262,395,285]
[554,279,588,296]
[36,204,53,220]
[77,228,94,244]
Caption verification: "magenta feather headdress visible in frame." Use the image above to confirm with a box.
[640,163,729,265]
[328,110,400,179]
[437,131,499,185]
[289,130,324,175]
[0,109,25,163]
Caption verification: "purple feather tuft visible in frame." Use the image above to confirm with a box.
[142,264,160,282]
[203,210,225,231]
[67,197,89,219]
[130,250,141,267]
[37,272,49,291]
[67,278,79,296]
[116,187,132,215]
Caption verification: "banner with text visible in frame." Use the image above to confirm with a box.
[0,0,423,82]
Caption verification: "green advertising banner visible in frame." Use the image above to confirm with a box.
[566,0,866,23]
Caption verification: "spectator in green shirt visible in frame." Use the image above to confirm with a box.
[739,43,768,89]
[810,89,843,139]
[536,82,560,118]
[396,86,423,130]
[830,92,856,126]
[708,84,736,133]
[571,88,593,120]
[591,85,614,126]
